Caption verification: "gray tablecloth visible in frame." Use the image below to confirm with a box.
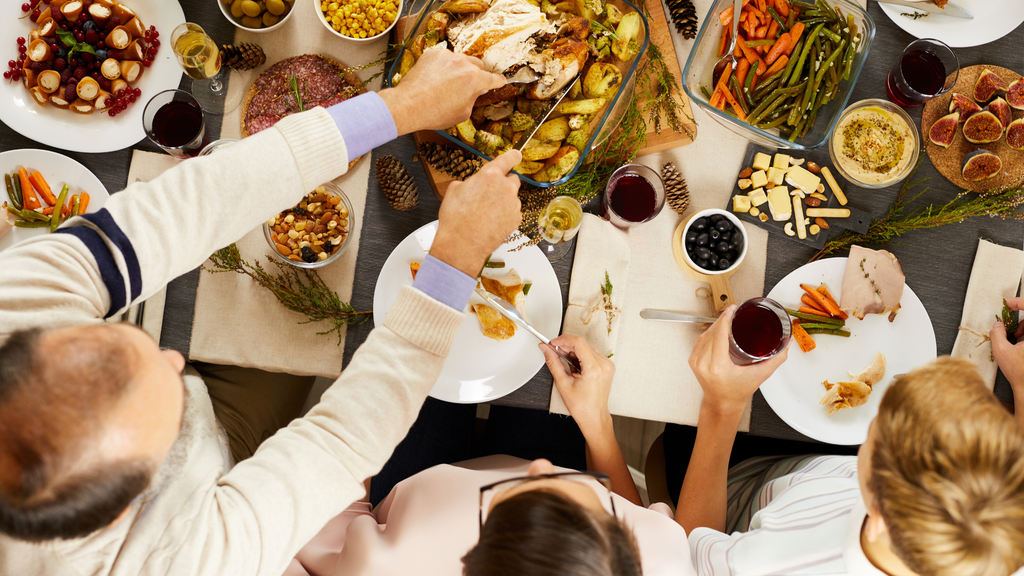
[2,0,1021,443]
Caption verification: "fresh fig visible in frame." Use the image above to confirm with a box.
[949,92,981,120]
[963,110,1004,144]
[974,69,1009,103]
[928,111,959,148]
[987,97,1012,129]
[1007,78,1024,111]
[961,149,1002,182]
[1007,118,1024,151]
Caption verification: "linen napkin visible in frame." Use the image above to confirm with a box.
[550,201,769,429]
[951,238,1024,388]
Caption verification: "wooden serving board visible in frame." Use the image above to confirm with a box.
[671,217,735,314]
[405,0,697,199]
[921,64,1024,192]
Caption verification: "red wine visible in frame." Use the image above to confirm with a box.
[609,174,657,222]
[731,303,784,357]
[152,100,204,149]
[886,50,946,106]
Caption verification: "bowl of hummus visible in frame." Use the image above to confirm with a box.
[829,99,919,189]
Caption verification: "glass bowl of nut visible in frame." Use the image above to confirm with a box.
[263,183,354,268]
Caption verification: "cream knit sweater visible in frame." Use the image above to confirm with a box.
[0,109,465,576]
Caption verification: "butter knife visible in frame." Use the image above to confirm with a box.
[640,309,719,324]
[874,0,973,19]
[474,288,583,375]
[512,74,582,151]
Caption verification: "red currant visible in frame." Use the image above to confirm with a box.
[149,25,155,31]
[21,3,30,12]
[108,110,115,117]
[96,41,104,49]
[18,45,26,54]
[17,37,26,46]
[152,39,160,48]
[142,60,151,67]
[128,94,135,103]
[2,71,10,80]
[30,10,40,21]
[133,87,140,96]
[7,60,14,68]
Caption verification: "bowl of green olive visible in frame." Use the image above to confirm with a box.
[218,0,296,32]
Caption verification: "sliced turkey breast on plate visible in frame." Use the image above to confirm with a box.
[839,245,905,321]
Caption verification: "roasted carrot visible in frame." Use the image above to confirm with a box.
[756,0,766,14]
[774,0,790,18]
[801,293,828,313]
[735,57,751,86]
[788,21,805,45]
[792,322,816,353]
[78,192,90,214]
[799,306,830,317]
[410,262,421,280]
[816,285,849,320]
[801,284,842,316]
[754,24,768,39]
[718,0,752,26]
[18,168,40,210]
[766,33,791,65]
[714,64,733,97]
[764,54,789,77]
[718,27,730,58]
[736,37,767,75]
[41,206,54,216]
[28,171,56,205]
[767,20,779,41]
[721,86,747,120]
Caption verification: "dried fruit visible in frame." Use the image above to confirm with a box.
[961,149,1002,182]
[1007,78,1024,111]
[815,217,829,230]
[986,97,1012,129]
[963,111,1004,144]
[949,92,981,120]
[738,167,753,178]
[1007,118,1024,151]
[974,69,1008,103]
[928,111,959,148]
[806,161,821,174]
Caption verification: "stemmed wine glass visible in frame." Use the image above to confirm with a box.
[170,23,242,114]
[537,196,583,262]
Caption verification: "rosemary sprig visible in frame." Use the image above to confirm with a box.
[288,74,306,113]
[203,244,371,344]
[999,298,1019,340]
[810,162,1024,262]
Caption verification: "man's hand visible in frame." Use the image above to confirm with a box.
[429,150,522,277]
[541,335,615,436]
[378,49,505,136]
[688,305,788,418]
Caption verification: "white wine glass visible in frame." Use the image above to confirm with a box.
[537,196,583,262]
[170,23,243,114]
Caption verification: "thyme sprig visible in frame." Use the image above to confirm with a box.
[810,162,1024,262]
[203,244,371,344]
[288,74,306,113]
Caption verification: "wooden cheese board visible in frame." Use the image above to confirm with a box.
[400,0,698,199]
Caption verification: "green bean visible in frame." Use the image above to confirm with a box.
[758,115,791,130]
[5,174,20,211]
[6,205,47,222]
[729,76,750,115]
[799,322,847,331]
[798,45,819,114]
[801,9,825,17]
[780,37,803,84]
[820,27,841,44]
[70,195,81,218]
[701,85,713,100]
[788,24,824,87]
[786,8,795,29]
[743,66,758,109]
[842,34,859,80]
[753,68,787,98]
[11,172,22,210]
[745,39,776,47]
[796,17,828,26]
[50,184,68,233]
[813,38,846,88]
[816,0,837,20]
[14,220,49,228]
[749,81,806,123]
[767,6,788,31]
[786,309,844,325]
[791,0,817,10]
[804,328,851,337]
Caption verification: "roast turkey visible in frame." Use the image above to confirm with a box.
[839,245,905,321]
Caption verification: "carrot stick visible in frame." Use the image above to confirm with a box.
[767,20,779,41]
[718,0,752,26]
[801,293,829,313]
[720,86,747,120]
[41,206,54,216]
[736,37,767,75]
[801,284,842,316]
[788,21,805,45]
[735,57,751,86]
[28,172,56,205]
[714,64,732,97]
[18,168,40,210]
[766,33,791,65]
[816,285,848,320]
[764,54,789,77]
[718,27,730,58]
[774,0,790,18]
[78,192,90,214]
[756,0,766,13]
[792,322,816,353]
[799,306,830,317]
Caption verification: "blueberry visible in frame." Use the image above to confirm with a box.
[707,254,718,267]
[82,20,98,32]
[720,231,731,242]
[696,247,712,260]
[54,46,67,60]
[716,220,732,232]
[696,233,709,246]
[709,229,720,240]
[719,258,731,270]
[709,214,723,223]
[95,48,107,61]
[692,218,707,231]
[716,241,730,253]
[685,231,697,244]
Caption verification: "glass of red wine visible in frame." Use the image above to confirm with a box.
[729,297,791,366]
[602,164,665,229]
[142,89,209,159]
[885,39,959,108]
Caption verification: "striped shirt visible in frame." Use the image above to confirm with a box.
[688,456,884,576]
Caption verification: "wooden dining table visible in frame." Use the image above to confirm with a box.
[1,0,1020,444]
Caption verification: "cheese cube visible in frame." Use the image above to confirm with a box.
[752,152,772,171]
[767,167,786,186]
[750,170,769,189]
[785,166,822,193]
[747,187,768,207]
[732,195,751,213]
[773,153,791,169]
[768,186,791,221]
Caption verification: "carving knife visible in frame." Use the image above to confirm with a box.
[874,0,973,19]
[473,288,583,375]
[512,74,583,151]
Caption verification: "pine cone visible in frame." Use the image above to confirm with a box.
[417,142,482,181]
[662,162,690,215]
[376,155,419,211]
[221,42,266,71]
[666,0,699,39]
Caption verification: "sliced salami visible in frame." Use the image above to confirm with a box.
[245,113,288,135]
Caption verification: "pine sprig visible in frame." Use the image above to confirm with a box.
[810,163,1024,262]
[203,244,371,344]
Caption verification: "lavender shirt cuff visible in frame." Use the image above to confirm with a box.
[326,92,398,161]
[412,255,476,312]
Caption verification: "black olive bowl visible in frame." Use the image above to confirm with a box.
[680,208,748,275]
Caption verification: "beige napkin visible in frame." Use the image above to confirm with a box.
[185,6,388,377]
[550,201,768,429]
[951,239,1024,388]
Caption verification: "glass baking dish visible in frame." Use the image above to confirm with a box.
[681,0,875,150]
[386,0,649,187]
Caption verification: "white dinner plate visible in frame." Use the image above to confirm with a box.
[878,0,1024,48]
[372,221,562,403]
[0,148,110,251]
[0,0,186,152]
[759,257,936,445]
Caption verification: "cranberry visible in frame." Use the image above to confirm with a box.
[31,9,40,21]
[68,58,77,66]
[147,47,156,57]
[18,45,26,54]
[21,3,30,12]
[142,59,151,67]
[150,24,155,31]
[115,89,123,97]
[16,37,26,46]
[108,109,115,117]
[151,39,160,48]
[99,78,110,89]
[128,94,135,103]
[7,60,14,68]
[90,71,100,79]
[2,71,9,80]
[151,30,158,39]
[96,41,104,49]
[133,87,140,96]
[74,31,84,42]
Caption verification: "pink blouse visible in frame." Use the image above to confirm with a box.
[283,455,694,576]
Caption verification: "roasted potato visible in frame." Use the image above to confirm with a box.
[583,62,622,98]
[534,116,570,142]
[471,106,487,125]
[612,11,640,61]
[411,34,426,58]
[515,160,545,174]
[567,77,582,100]
[427,11,449,38]
[555,97,608,115]
[455,119,476,145]
[521,139,561,161]
[438,0,488,13]
[604,4,622,24]
[542,146,581,180]
[392,51,415,85]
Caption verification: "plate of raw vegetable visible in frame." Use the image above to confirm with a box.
[1,148,109,252]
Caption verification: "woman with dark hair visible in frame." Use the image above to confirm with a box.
[281,336,694,576]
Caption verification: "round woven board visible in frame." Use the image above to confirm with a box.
[241,54,366,169]
[921,64,1024,192]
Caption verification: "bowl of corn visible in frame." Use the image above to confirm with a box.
[315,0,401,41]
[218,0,297,32]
